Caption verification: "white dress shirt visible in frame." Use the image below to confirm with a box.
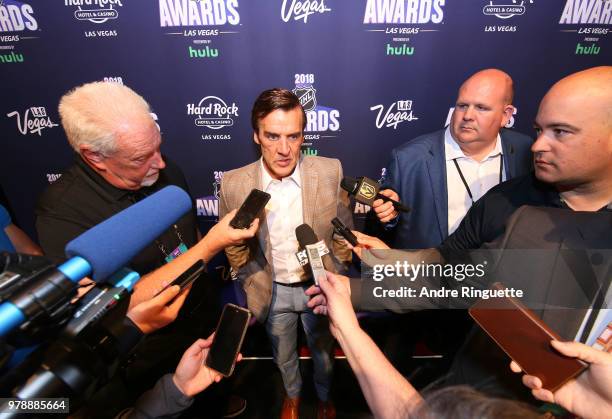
[260,158,305,284]
[445,127,506,235]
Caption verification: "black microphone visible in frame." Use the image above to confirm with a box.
[341,176,410,212]
[295,224,335,272]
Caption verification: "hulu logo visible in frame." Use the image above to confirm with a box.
[301,147,318,156]
[386,44,414,56]
[575,43,600,55]
[188,46,219,58]
[0,52,24,63]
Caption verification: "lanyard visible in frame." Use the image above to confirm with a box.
[452,154,504,204]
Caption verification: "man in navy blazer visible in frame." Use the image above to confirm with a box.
[372,69,533,249]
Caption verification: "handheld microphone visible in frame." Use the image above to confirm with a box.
[341,176,410,213]
[0,185,192,336]
[295,224,335,274]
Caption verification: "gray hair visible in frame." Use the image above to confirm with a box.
[412,385,540,419]
[58,81,152,156]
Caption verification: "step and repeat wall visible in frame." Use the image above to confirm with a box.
[1,0,610,239]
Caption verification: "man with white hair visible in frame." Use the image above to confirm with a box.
[35,81,249,417]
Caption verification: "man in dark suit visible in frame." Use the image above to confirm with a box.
[372,69,533,249]
[366,69,533,367]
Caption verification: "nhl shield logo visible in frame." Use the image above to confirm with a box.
[292,86,317,112]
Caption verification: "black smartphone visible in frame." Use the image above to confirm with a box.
[205,303,251,377]
[229,189,271,229]
[332,217,358,246]
[154,259,205,299]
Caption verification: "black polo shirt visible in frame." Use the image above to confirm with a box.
[35,155,198,275]
[439,172,586,255]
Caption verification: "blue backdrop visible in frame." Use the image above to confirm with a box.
[1,0,610,239]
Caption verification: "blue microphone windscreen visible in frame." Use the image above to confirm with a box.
[65,185,192,281]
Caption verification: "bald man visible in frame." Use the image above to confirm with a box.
[438,65,612,254]
[372,69,533,249]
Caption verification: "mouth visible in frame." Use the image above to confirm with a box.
[460,126,476,131]
[535,159,552,167]
[275,158,292,167]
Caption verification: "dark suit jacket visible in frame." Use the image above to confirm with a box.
[381,128,533,249]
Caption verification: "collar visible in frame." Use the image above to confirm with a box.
[75,154,154,202]
[444,127,503,162]
[558,194,612,212]
[260,156,302,191]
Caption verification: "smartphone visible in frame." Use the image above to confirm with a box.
[229,189,271,229]
[331,217,358,247]
[154,259,205,299]
[205,303,251,376]
[469,283,587,392]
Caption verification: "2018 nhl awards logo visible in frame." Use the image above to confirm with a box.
[292,73,340,142]
[292,85,317,112]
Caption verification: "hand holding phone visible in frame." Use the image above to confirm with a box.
[229,189,271,229]
[205,303,251,376]
[154,260,205,302]
[469,283,587,391]
[331,217,358,246]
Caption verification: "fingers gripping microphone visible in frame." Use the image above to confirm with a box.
[295,224,335,284]
[341,176,410,212]
[0,185,192,336]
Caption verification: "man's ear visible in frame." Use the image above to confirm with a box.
[253,131,261,145]
[80,146,107,171]
[501,105,514,127]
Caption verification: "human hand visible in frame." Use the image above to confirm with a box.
[313,272,359,339]
[348,231,390,259]
[510,340,612,419]
[127,283,190,334]
[306,272,351,313]
[372,189,399,223]
[206,209,260,252]
[172,334,242,397]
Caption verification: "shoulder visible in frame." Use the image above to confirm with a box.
[303,155,341,169]
[479,172,539,208]
[302,156,343,180]
[222,161,259,184]
[500,128,533,147]
[390,129,444,160]
[36,163,86,216]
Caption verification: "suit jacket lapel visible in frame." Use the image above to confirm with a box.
[301,157,317,228]
[248,162,273,265]
[500,131,516,179]
[426,132,448,239]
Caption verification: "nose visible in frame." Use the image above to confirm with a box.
[277,138,290,155]
[531,132,550,154]
[463,105,475,121]
[152,150,166,169]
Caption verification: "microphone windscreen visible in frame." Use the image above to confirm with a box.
[340,177,359,194]
[65,185,192,281]
[296,223,318,250]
